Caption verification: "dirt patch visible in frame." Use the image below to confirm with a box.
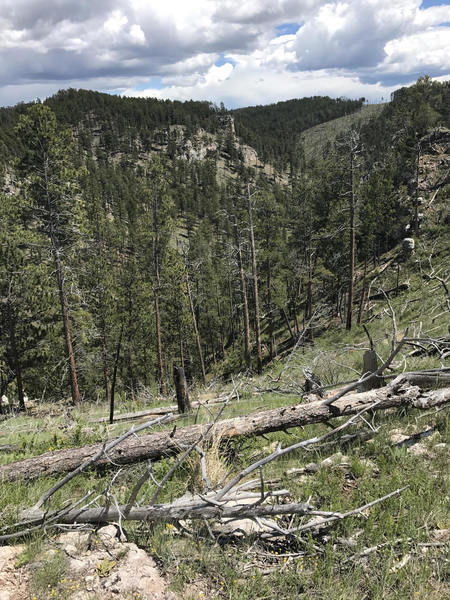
[0,526,176,600]
[0,545,29,600]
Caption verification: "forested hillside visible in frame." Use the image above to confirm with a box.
[1,76,449,408]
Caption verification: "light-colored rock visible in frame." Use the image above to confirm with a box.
[433,443,447,451]
[407,443,428,456]
[0,545,28,600]
[53,527,177,599]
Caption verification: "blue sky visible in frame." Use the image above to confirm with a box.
[1,1,449,108]
[421,1,449,7]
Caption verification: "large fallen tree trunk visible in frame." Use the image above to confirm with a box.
[1,383,449,482]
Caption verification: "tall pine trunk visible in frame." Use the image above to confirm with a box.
[186,271,206,383]
[54,251,80,405]
[344,131,360,331]
[247,184,262,374]
[7,308,25,411]
[154,282,166,396]
[233,217,251,370]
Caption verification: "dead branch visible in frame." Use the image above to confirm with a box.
[31,413,173,511]
[13,487,408,535]
[322,329,409,408]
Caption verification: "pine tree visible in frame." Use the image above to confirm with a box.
[15,104,82,405]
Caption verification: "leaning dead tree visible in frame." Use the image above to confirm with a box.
[1,376,448,483]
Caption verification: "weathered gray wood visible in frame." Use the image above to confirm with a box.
[358,350,385,392]
[21,500,314,525]
[1,383,449,482]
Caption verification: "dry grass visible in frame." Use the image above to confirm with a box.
[186,432,230,493]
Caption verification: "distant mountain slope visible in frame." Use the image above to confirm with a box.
[300,103,384,158]
[232,96,364,166]
[0,90,362,171]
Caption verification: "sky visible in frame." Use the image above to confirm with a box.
[1,0,450,108]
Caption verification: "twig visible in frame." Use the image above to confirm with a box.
[32,414,172,511]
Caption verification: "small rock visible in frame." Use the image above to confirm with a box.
[407,443,428,456]
[97,525,120,549]
[433,443,447,451]
[64,544,78,556]
[430,529,449,542]
[390,432,409,445]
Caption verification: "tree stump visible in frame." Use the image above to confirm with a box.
[358,350,385,392]
[173,365,191,414]
[303,368,324,397]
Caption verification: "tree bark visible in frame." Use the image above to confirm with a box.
[54,251,80,405]
[247,184,263,373]
[346,146,356,331]
[109,324,123,424]
[24,500,314,526]
[358,350,385,392]
[154,286,166,396]
[7,308,25,412]
[173,365,191,413]
[233,217,251,370]
[186,270,206,383]
[1,382,448,482]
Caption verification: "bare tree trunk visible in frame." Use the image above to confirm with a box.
[306,254,314,341]
[357,259,367,325]
[346,148,356,331]
[186,271,206,383]
[233,217,251,369]
[154,285,166,395]
[54,251,80,405]
[179,335,185,371]
[247,184,262,373]
[413,141,421,235]
[102,329,111,413]
[7,309,25,412]
[173,365,191,413]
[280,306,295,341]
[109,324,123,424]
[267,257,274,359]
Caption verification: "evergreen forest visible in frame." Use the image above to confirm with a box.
[0,76,449,600]
[1,77,449,407]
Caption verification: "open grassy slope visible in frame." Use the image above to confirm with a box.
[301,103,385,159]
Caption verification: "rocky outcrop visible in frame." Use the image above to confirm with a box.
[419,127,450,195]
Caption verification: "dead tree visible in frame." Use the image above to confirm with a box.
[186,269,207,384]
[233,215,252,369]
[173,364,191,413]
[358,325,385,392]
[5,403,408,541]
[247,184,263,373]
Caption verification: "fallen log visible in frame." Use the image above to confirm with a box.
[368,283,410,300]
[1,383,449,482]
[93,396,230,424]
[11,487,406,540]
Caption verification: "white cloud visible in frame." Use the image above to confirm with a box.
[0,0,449,107]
